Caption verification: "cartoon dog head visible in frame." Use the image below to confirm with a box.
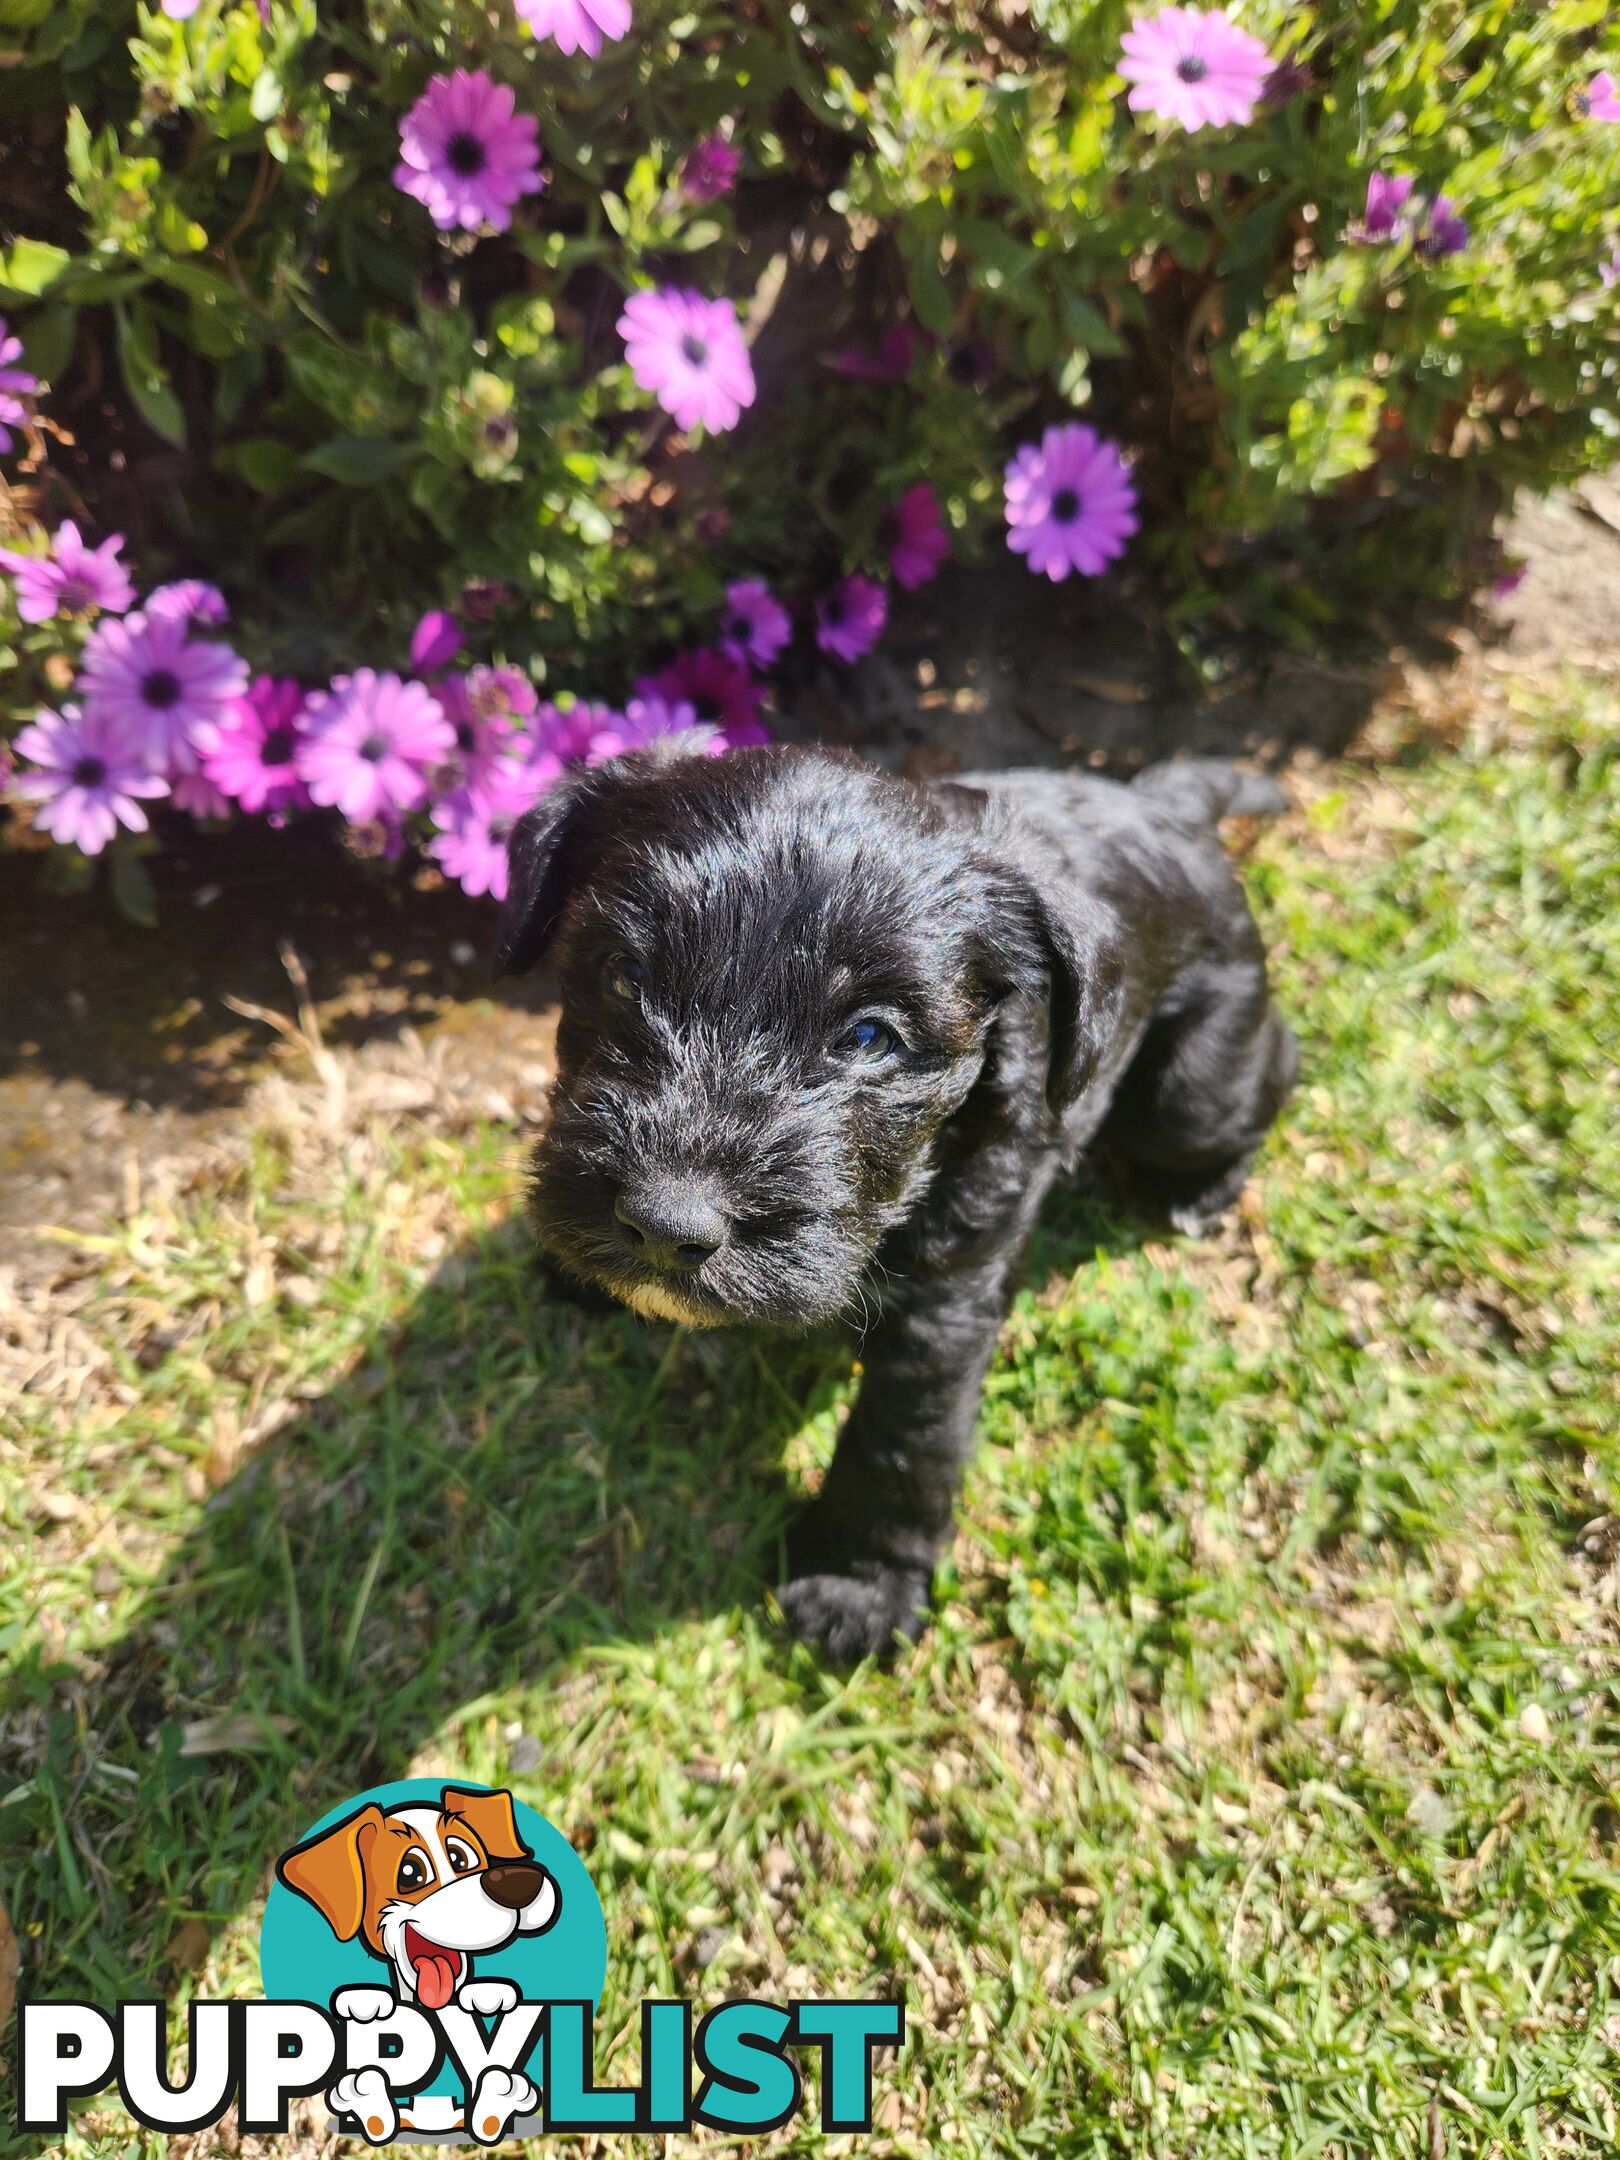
[276,1786,559,2009]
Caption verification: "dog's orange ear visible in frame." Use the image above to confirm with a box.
[441,1785,531,1864]
[276,1803,387,1941]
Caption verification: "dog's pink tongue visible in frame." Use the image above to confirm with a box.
[414,1949,459,2010]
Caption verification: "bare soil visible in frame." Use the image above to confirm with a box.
[4,481,1620,1300]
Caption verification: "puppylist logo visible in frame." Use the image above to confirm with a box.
[17,1779,904,2144]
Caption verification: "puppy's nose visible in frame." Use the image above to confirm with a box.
[614,1176,729,1272]
[481,1862,547,1911]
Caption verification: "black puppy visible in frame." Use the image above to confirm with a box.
[496,742,1296,1660]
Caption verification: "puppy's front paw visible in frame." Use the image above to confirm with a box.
[468,2066,539,2145]
[777,1557,932,1663]
[332,1986,398,2024]
[458,1977,519,2017]
[328,2068,397,2144]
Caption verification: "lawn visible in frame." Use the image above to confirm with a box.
[4,674,1619,2158]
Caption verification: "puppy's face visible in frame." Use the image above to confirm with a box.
[499,748,1058,1330]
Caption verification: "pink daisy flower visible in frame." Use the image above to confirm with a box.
[681,135,740,203]
[11,705,169,855]
[522,699,630,766]
[1600,245,1620,291]
[0,521,134,622]
[435,672,528,792]
[465,662,538,728]
[0,315,41,453]
[885,482,949,591]
[637,646,763,741]
[199,676,311,815]
[1117,7,1272,130]
[1579,70,1620,122]
[77,610,249,772]
[394,69,543,235]
[410,608,464,672]
[297,668,455,823]
[719,578,792,670]
[170,769,232,819]
[512,0,631,56]
[430,764,550,902]
[618,287,756,435]
[1004,424,1139,582]
[815,576,888,665]
[147,579,229,625]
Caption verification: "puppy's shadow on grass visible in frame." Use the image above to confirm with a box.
[2,1218,849,2081]
[5,1173,1150,2145]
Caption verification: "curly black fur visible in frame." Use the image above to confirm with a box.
[496,743,1297,1661]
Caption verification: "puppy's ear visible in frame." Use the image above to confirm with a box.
[441,1785,531,1864]
[983,862,1126,1115]
[276,1803,387,1942]
[494,772,597,979]
[1027,885,1127,1115]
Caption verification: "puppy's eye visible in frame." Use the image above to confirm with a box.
[445,1839,480,1875]
[832,1017,901,1062]
[397,1850,431,1893]
[606,953,644,1002]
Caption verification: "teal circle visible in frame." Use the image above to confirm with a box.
[260,1779,607,2102]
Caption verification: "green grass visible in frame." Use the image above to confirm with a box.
[4,678,1619,2158]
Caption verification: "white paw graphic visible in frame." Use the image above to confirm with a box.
[468,2067,539,2145]
[458,1977,520,2016]
[333,1985,398,2023]
[329,2067,398,2145]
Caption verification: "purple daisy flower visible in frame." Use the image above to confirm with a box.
[297,668,456,823]
[146,579,229,626]
[435,672,528,793]
[465,662,538,728]
[0,315,41,455]
[1117,7,1272,130]
[1414,194,1468,259]
[0,521,134,623]
[1600,245,1620,291]
[11,705,169,855]
[77,610,249,772]
[618,287,756,435]
[1580,70,1620,122]
[718,578,792,670]
[620,695,731,754]
[681,135,740,203]
[512,0,631,55]
[394,69,543,235]
[886,482,949,591]
[431,764,550,902]
[1362,171,1415,238]
[637,646,764,741]
[815,576,888,665]
[199,676,311,815]
[1004,423,1139,582]
[162,0,201,16]
[829,325,920,385]
[410,608,464,672]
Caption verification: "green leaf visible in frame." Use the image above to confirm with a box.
[299,436,419,485]
[220,436,300,494]
[20,302,77,383]
[0,238,71,299]
[114,303,187,448]
[108,846,158,929]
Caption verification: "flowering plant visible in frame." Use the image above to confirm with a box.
[3,0,1619,902]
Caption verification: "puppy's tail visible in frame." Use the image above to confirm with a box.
[1131,758,1288,825]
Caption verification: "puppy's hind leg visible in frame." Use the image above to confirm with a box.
[1099,963,1298,1235]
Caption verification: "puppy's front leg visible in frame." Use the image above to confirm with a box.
[779,1260,1008,1662]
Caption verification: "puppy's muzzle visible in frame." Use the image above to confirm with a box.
[613,1172,731,1275]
